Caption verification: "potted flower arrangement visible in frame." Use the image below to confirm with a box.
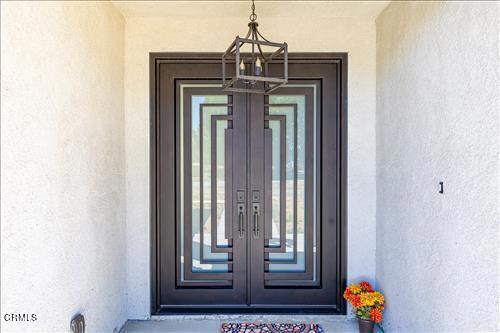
[343,281,385,333]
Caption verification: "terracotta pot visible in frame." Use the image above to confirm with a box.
[358,318,375,333]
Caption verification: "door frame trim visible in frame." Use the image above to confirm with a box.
[150,52,347,315]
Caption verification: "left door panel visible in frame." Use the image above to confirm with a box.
[153,62,247,312]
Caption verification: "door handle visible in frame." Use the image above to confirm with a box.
[237,203,245,238]
[252,203,260,238]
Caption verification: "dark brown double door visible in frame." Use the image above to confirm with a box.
[151,54,346,314]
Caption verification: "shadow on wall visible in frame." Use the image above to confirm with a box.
[376,1,443,72]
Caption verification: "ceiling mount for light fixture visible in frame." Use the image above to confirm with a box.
[222,0,288,94]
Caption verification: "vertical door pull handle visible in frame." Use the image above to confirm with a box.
[252,203,260,238]
[237,204,245,238]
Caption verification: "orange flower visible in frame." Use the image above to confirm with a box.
[343,289,353,301]
[360,281,373,292]
[370,308,383,323]
[350,295,362,308]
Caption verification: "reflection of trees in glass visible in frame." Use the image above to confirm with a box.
[269,95,306,180]
[191,95,228,166]
[269,95,308,235]
[191,95,229,242]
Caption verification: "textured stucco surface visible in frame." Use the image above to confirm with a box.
[112,1,390,20]
[376,2,500,332]
[1,2,127,332]
[123,12,378,318]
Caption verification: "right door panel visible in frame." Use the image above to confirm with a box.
[250,62,341,308]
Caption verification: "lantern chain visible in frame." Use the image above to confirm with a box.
[249,0,257,22]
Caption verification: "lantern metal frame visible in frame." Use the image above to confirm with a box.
[222,1,288,94]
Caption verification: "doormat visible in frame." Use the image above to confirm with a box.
[221,323,324,333]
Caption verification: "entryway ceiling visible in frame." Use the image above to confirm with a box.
[111,1,391,20]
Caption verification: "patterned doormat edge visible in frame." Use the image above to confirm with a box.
[221,322,325,333]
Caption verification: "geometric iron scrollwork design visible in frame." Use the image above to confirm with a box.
[262,88,320,288]
[178,88,234,288]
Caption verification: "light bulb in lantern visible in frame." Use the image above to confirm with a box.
[239,60,246,75]
[255,57,262,76]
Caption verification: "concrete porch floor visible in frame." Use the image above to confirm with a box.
[120,315,358,333]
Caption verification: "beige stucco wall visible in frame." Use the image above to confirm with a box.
[124,15,377,318]
[376,1,499,331]
[1,1,127,332]
[2,0,498,330]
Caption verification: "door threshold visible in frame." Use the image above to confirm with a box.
[154,306,341,316]
[150,313,352,320]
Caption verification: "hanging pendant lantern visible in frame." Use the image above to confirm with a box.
[222,0,288,94]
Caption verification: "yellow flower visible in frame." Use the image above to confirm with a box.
[360,293,376,307]
[349,284,361,294]
[372,291,385,304]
